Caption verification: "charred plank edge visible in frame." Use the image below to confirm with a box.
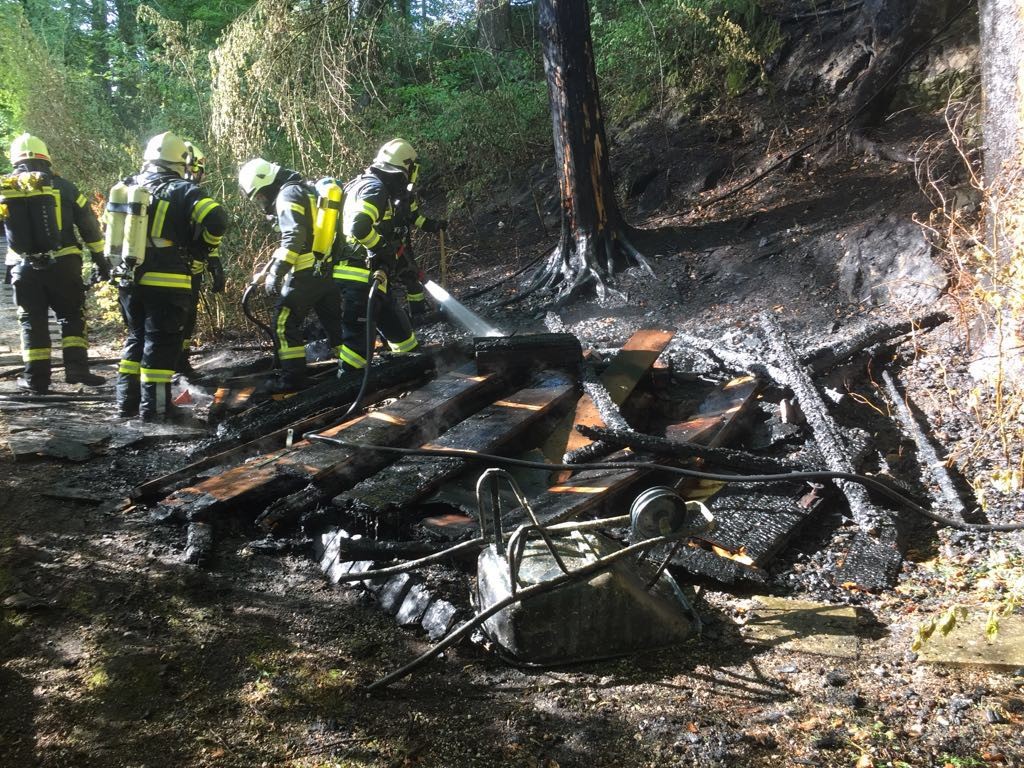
[576,424,805,474]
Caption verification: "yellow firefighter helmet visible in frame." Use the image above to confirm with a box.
[184,141,206,182]
[8,133,51,165]
[373,139,419,183]
[143,132,190,173]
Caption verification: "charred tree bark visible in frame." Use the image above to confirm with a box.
[525,0,653,306]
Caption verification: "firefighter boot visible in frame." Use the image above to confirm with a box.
[65,365,106,386]
[115,372,141,418]
[16,374,49,395]
[263,369,306,399]
[16,360,50,394]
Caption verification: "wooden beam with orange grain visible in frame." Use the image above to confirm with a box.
[542,328,674,471]
[330,371,579,531]
[157,368,509,523]
[529,373,761,526]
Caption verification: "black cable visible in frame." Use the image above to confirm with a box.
[336,274,383,423]
[304,435,1024,533]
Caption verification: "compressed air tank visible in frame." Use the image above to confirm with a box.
[312,180,343,257]
[104,181,129,263]
[122,185,152,266]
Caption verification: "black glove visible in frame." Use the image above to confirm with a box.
[423,218,448,234]
[208,258,226,293]
[91,252,112,282]
[3,262,12,285]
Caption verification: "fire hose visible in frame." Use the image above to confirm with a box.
[304,436,1024,534]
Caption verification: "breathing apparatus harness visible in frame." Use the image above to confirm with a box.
[0,169,62,268]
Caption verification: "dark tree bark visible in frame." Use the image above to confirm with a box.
[476,0,510,52]
[525,0,652,306]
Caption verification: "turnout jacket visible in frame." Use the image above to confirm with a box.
[128,167,227,291]
[269,172,319,273]
[5,163,105,258]
[341,168,404,271]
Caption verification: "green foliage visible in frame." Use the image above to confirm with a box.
[591,0,783,121]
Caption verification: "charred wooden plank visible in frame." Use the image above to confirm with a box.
[576,424,803,474]
[161,368,509,524]
[474,333,582,377]
[547,328,674,469]
[666,375,760,447]
[829,528,903,592]
[880,369,966,523]
[200,351,445,456]
[805,311,950,374]
[653,481,819,585]
[325,371,579,536]
[130,378,425,503]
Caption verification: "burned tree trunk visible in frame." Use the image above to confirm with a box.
[526,0,652,306]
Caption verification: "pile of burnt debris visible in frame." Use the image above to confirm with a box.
[79,307,977,683]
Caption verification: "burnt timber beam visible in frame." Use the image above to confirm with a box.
[880,369,967,523]
[576,424,804,474]
[673,310,950,378]
[759,312,882,531]
[156,368,510,523]
[759,313,902,590]
[546,328,674,471]
[129,376,426,503]
[318,372,580,536]
[474,333,582,377]
[200,349,453,455]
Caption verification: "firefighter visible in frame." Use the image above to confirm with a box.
[393,187,447,323]
[238,158,344,394]
[336,139,421,374]
[177,141,226,378]
[112,131,227,420]
[0,133,111,394]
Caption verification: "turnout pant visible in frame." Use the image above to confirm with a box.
[116,283,189,419]
[178,271,203,370]
[337,275,418,372]
[272,270,344,386]
[396,249,426,318]
[11,253,91,389]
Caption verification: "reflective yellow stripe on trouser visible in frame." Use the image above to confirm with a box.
[138,272,193,290]
[119,360,141,376]
[333,262,387,292]
[275,307,305,361]
[62,336,88,350]
[388,332,418,354]
[23,348,51,362]
[140,368,174,384]
[339,345,367,370]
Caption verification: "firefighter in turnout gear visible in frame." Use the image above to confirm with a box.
[112,131,227,420]
[177,141,226,378]
[0,133,111,394]
[239,158,344,394]
[336,139,420,373]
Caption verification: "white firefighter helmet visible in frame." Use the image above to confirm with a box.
[238,158,281,200]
